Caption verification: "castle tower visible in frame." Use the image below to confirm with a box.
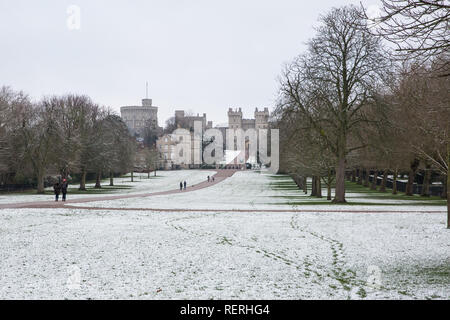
[228,108,243,130]
[255,107,269,130]
[120,96,159,135]
[142,98,153,107]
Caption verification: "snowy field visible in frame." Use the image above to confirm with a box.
[71,171,445,211]
[0,170,215,205]
[0,209,448,300]
[0,170,448,300]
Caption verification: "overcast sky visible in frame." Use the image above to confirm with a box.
[0,0,380,126]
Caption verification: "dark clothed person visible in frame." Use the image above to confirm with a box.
[53,182,61,201]
[61,180,68,201]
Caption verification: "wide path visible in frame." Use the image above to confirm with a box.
[0,170,237,210]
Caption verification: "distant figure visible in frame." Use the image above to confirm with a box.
[212,176,215,182]
[184,181,187,190]
[53,182,61,201]
[180,182,183,191]
[207,176,210,182]
[61,179,68,201]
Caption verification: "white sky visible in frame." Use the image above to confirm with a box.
[0,0,380,127]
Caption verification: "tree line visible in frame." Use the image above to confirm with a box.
[274,4,449,226]
[0,87,137,193]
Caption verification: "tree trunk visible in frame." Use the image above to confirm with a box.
[316,176,322,198]
[392,168,398,195]
[351,169,356,182]
[447,168,449,229]
[371,170,378,190]
[333,156,346,203]
[327,183,332,200]
[311,176,317,197]
[109,170,114,186]
[363,169,370,187]
[357,168,362,185]
[94,171,102,189]
[446,143,449,229]
[293,175,302,190]
[442,175,448,199]
[36,166,45,194]
[421,164,431,197]
[303,176,308,194]
[131,171,134,182]
[406,159,420,196]
[79,170,87,191]
[148,171,150,178]
[327,170,332,201]
[379,170,388,192]
[293,175,298,189]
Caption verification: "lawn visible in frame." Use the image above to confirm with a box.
[269,175,447,206]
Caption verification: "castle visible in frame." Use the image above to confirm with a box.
[215,107,271,168]
[120,98,159,136]
[227,107,270,130]
[175,110,213,131]
[120,97,271,170]
[156,107,271,170]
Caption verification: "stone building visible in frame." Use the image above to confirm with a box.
[156,134,176,170]
[155,107,271,170]
[174,110,213,131]
[120,98,159,136]
[227,107,269,130]
[156,110,213,170]
[225,107,270,168]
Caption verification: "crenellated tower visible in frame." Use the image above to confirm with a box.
[228,108,243,129]
[254,107,269,130]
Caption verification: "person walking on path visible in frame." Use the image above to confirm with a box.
[207,176,210,182]
[180,182,183,191]
[53,182,61,202]
[61,179,68,202]
[184,181,187,190]
[212,176,215,182]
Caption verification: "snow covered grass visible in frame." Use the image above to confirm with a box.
[71,171,446,210]
[271,175,446,205]
[0,170,215,205]
[0,170,448,299]
[0,208,448,299]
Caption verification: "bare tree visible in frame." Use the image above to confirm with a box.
[364,0,450,76]
[0,86,137,194]
[101,113,134,186]
[19,102,60,193]
[77,102,102,190]
[279,5,390,203]
[89,109,123,189]
[274,102,336,199]
[391,62,450,227]
[0,87,33,186]
[41,94,94,180]
[143,147,159,178]
[164,117,177,134]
